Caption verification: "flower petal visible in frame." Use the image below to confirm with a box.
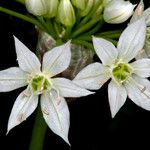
[117,17,146,62]
[92,37,118,66]
[131,58,150,77]
[125,75,150,111]
[0,67,27,92]
[73,62,110,90]
[143,7,150,26]
[42,41,71,77]
[41,91,70,145]
[108,80,127,118]
[14,36,41,73]
[52,78,94,97]
[130,0,144,23]
[7,89,38,133]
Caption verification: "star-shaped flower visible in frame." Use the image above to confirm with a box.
[73,17,150,118]
[0,36,93,144]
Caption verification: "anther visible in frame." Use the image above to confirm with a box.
[42,107,49,115]
[141,86,146,93]
[57,96,61,105]
[18,113,24,122]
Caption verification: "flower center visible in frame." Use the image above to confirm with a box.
[112,63,132,83]
[31,75,51,94]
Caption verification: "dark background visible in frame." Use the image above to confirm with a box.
[0,0,150,150]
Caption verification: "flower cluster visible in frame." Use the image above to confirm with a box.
[0,0,150,147]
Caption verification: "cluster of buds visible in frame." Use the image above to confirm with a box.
[25,0,136,26]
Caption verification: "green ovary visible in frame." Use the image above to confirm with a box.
[31,75,51,94]
[112,63,132,83]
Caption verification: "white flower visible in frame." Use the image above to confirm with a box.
[130,0,150,58]
[103,0,135,24]
[1,36,93,144]
[73,18,150,118]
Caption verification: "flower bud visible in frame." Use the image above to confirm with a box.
[57,0,76,27]
[45,0,59,18]
[103,0,112,6]
[71,0,86,10]
[80,0,94,17]
[104,0,135,24]
[25,0,47,16]
[25,0,59,17]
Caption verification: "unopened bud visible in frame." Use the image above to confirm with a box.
[71,0,86,10]
[103,0,112,6]
[80,0,94,17]
[45,0,59,18]
[25,0,47,16]
[57,0,76,27]
[104,0,135,24]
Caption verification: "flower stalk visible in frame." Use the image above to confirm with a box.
[29,106,47,150]
[0,7,44,31]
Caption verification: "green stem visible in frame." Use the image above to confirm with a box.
[71,16,103,38]
[96,30,122,39]
[76,35,92,41]
[0,7,44,30]
[29,105,47,150]
[53,22,61,39]
[37,17,53,35]
[64,26,72,40]
[76,18,104,39]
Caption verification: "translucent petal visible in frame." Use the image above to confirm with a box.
[93,37,118,66]
[42,41,71,77]
[41,91,70,145]
[125,75,150,111]
[131,58,150,77]
[73,62,110,90]
[14,36,41,73]
[0,67,27,92]
[7,89,38,133]
[52,78,94,97]
[108,80,127,118]
[117,17,146,62]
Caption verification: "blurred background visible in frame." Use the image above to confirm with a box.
[0,0,150,149]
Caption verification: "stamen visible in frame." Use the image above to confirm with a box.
[141,86,146,93]
[139,49,145,54]
[52,87,61,105]
[57,96,61,105]
[42,107,49,115]
[18,113,24,122]
[22,91,30,97]
[112,59,119,64]
[98,80,106,86]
